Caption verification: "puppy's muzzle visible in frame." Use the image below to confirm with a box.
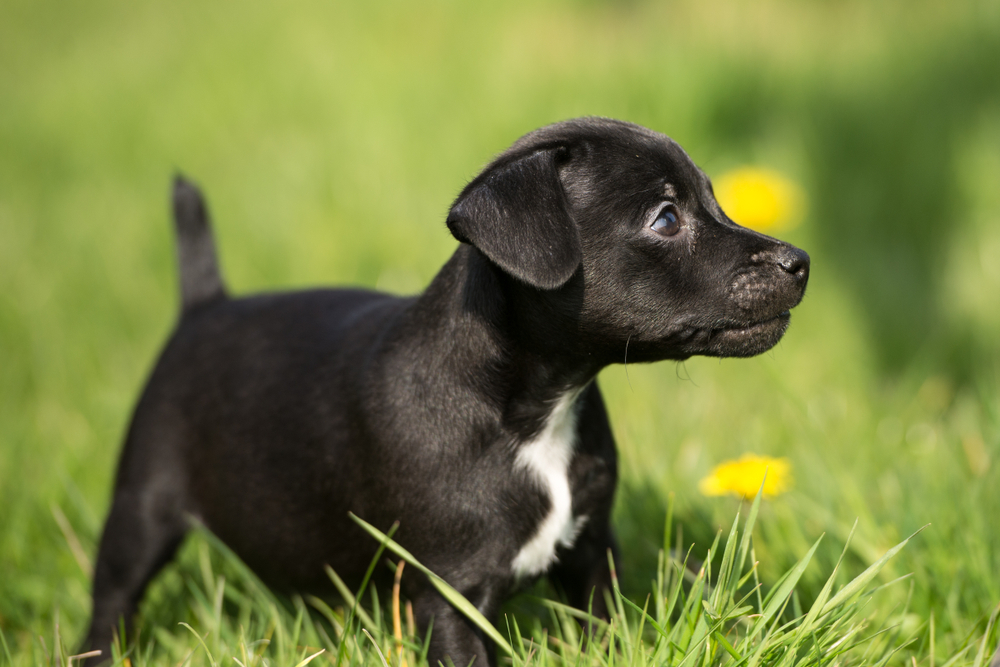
[776,246,810,284]
[733,245,810,315]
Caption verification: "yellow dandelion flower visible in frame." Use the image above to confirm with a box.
[713,167,806,233]
[698,453,792,499]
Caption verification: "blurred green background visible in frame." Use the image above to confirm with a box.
[1,0,998,662]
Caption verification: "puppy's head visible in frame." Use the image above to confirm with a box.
[447,117,810,362]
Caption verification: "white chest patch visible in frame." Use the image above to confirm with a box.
[511,390,588,579]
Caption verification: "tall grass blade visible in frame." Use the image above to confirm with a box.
[711,511,741,612]
[293,649,327,667]
[0,628,13,667]
[349,512,514,656]
[796,531,846,638]
[336,520,398,667]
[619,595,669,643]
[179,622,218,667]
[325,566,378,632]
[821,526,926,614]
[608,551,633,663]
[971,603,1000,667]
[734,482,764,597]
[743,534,822,650]
[363,629,391,667]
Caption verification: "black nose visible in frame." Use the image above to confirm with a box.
[777,247,810,279]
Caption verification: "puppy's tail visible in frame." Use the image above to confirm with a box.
[172,174,227,313]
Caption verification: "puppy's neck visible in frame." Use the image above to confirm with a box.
[408,245,598,439]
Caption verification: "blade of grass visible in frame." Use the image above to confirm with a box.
[179,622,218,667]
[349,513,513,656]
[821,526,926,614]
[293,649,327,667]
[734,485,763,598]
[363,629,390,667]
[608,550,633,664]
[619,594,669,643]
[711,511,742,613]
[743,534,822,652]
[971,603,1000,667]
[529,598,610,632]
[713,631,743,662]
[325,566,377,632]
[630,595,651,667]
[336,520,399,667]
[0,628,13,667]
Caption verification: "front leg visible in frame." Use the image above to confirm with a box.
[414,584,503,667]
[552,383,620,621]
[549,521,620,620]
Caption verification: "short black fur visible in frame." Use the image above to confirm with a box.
[82,117,809,667]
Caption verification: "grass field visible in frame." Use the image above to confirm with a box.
[1,1,999,665]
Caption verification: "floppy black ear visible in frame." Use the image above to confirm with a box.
[446,147,581,290]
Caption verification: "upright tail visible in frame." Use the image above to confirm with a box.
[172,175,226,313]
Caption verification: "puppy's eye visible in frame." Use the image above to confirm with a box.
[651,206,681,236]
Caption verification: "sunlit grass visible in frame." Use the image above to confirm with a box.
[1,0,998,666]
[7,494,972,667]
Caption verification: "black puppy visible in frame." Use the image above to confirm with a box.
[83,117,809,666]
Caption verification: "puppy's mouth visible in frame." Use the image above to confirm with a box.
[702,311,791,357]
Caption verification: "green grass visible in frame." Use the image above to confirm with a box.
[1,0,999,665]
[4,495,968,667]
